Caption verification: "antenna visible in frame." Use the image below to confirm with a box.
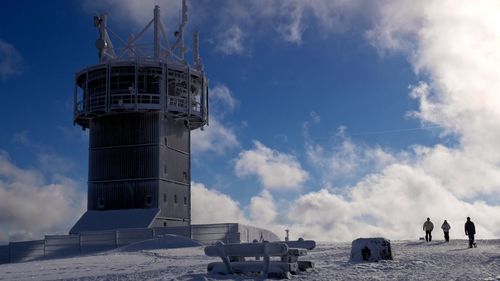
[193,32,204,71]
[91,1,196,64]
[154,5,161,60]
[176,0,188,62]
[94,14,116,62]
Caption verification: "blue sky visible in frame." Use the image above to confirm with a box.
[1,0,500,243]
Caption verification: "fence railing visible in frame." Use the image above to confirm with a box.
[0,224,278,264]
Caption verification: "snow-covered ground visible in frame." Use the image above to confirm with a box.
[1,239,499,280]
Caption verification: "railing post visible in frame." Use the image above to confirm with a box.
[73,76,78,118]
[135,60,138,111]
[43,237,47,258]
[106,63,111,113]
[160,64,165,112]
[263,242,270,277]
[187,67,191,120]
[84,68,89,116]
[79,234,82,254]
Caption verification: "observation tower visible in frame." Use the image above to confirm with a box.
[70,1,207,233]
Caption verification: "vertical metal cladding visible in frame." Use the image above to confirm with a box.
[88,113,161,211]
[88,113,159,181]
[156,117,190,226]
[89,112,159,147]
[85,111,191,225]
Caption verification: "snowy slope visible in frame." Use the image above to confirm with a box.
[0,240,499,280]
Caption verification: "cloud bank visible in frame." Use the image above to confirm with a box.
[0,151,85,244]
[191,182,248,224]
[235,141,308,191]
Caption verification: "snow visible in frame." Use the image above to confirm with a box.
[1,239,500,280]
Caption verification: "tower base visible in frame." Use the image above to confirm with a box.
[70,209,161,234]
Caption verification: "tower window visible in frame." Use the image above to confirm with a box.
[97,197,104,209]
[184,196,187,205]
[163,222,167,227]
[174,194,178,204]
[183,171,187,182]
[164,137,168,146]
[163,193,167,203]
[164,165,167,175]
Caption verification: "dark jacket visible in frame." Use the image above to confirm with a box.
[465,221,475,235]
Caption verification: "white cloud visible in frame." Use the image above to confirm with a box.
[216,25,245,55]
[249,190,278,226]
[191,182,248,224]
[191,84,239,154]
[306,129,399,184]
[364,0,500,197]
[367,0,500,150]
[191,118,239,154]
[235,141,308,191]
[248,190,289,239]
[210,84,239,113]
[309,111,321,124]
[414,144,500,200]
[0,151,85,244]
[192,183,288,239]
[276,1,306,44]
[0,39,22,79]
[287,164,500,241]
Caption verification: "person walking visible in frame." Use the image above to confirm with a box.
[423,217,434,242]
[464,217,476,248]
[441,220,451,242]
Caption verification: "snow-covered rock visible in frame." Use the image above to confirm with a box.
[350,238,392,262]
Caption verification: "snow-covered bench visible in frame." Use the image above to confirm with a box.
[205,240,314,279]
[281,240,316,271]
